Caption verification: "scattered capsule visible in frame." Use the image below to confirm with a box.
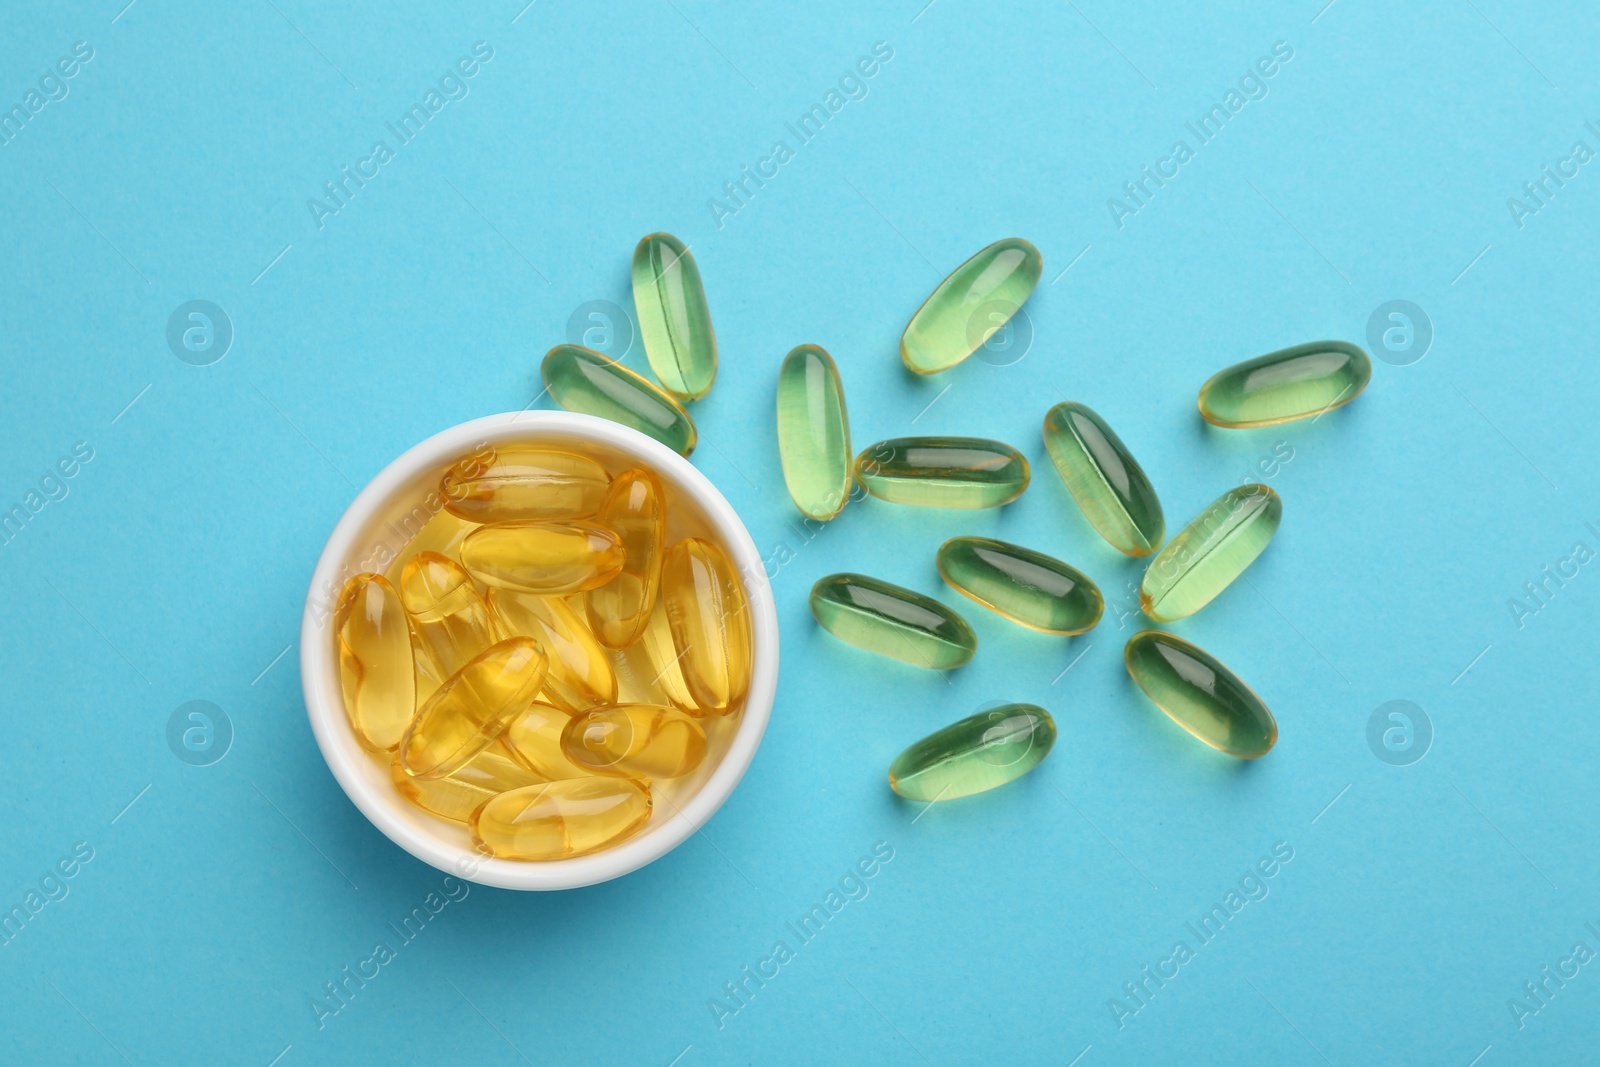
[390,742,542,823]
[501,701,593,781]
[900,238,1042,374]
[486,588,617,711]
[809,573,976,669]
[440,448,610,523]
[399,552,500,682]
[634,599,699,713]
[889,704,1056,801]
[399,637,548,780]
[1042,401,1165,556]
[1140,484,1281,621]
[461,521,625,596]
[633,232,717,400]
[936,537,1102,635]
[776,344,853,521]
[542,344,698,456]
[335,574,416,751]
[1199,340,1372,428]
[855,437,1029,508]
[1124,631,1276,759]
[470,778,653,861]
[562,703,707,778]
[662,538,752,714]
[584,469,667,648]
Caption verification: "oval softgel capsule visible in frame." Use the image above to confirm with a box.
[889,704,1056,801]
[855,437,1029,508]
[632,233,717,400]
[1199,340,1372,428]
[937,537,1102,634]
[776,344,853,521]
[1124,631,1276,759]
[809,572,976,669]
[900,238,1042,374]
[1140,484,1280,621]
[541,344,698,455]
[1042,401,1165,556]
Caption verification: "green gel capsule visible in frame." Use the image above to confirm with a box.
[632,232,717,400]
[776,344,852,520]
[1042,402,1165,557]
[809,573,976,669]
[937,537,1102,635]
[855,437,1029,508]
[900,238,1042,375]
[889,704,1056,801]
[1199,340,1372,428]
[1124,631,1276,759]
[541,344,698,456]
[1140,484,1280,621]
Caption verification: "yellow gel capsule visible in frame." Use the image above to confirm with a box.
[561,703,708,778]
[584,469,666,648]
[1140,484,1281,621]
[633,600,699,713]
[399,637,548,780]
[334,573,416,752]
[855,437,1029,508]
[460,520,626,595]
[390,742,542,823]
[662,538,753,714]
[900,238,1042,374]
[1198,340,1372,428]
[809,573,977,669]
[632,232,718,400]
[1042,401,1165,557]
[776,344,853,521]
[399,552,500,681]
[501,701,593,781]
[486,588,616,712]
[470,778,652,860]
[1124,630,1277,759]
[440,449,610,523]
[542,344,698,456]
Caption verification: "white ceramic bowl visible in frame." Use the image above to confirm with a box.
[299,411,778,890]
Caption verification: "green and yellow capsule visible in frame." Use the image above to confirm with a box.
[1199,340,1372,428]
[776,344,853,521]
[855,437,1029,508]
[937,537,1102,635]
[632,232,717,400]
[1042,402,1165,556]
[890,704,1056,801]
[810,572,976,669]
[541,344,698,456]
[1124,631,1276,759]
[900,238,1042,374]
[1140,484,1280,621]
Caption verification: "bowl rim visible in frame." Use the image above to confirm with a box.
[299,410,778,890]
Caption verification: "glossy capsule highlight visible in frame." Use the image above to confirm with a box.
[391,742,542,823]
[662,538,752,714]
[441,449,609,523]
[561,703,707,778]
[633,232,717,400]
[855,437,1029,508]
[541,344,698,455]
[1140,484,1281,621]
[900,238,1042,374]
[399,552,499,685]
[1042,402,1164,556]
[776,344,853,521]
[937,537,1102,634]
[399,637,548,780]
[1199,341,1372,428]
[633,600,699,713]
[501,701,593,781]
[810,573,976,669]
[461,520,625,595]
[470,778,652,860]
[1124,631,1276,759]
[335,574,416,751]
[584,468,666,649]
[487,588,617,711]
[889,704,1056,801]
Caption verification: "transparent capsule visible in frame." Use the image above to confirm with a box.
[399,552,500,683]
[471,778,653,860]
[390,742,542,823]
[501,701,592,781]
[1124,630,1276,759]
[584,469,666,648]
[889,704,1056,801]
[855,437,1029,508]
[632,232,717,400]
[900,238,1042,374]
[486,588,617,712]
[809,572,976,669]
[334,573,416,751]
[440,449,610,523]
[633,599,699,713]
[561,703,707,778]
[1199,341,1372,428]
[936,537,1102,635]
[1042,401,1165,556]
[1140,484,1281,621]
[662,539,752,714]
[460,520,626,596]
[776,344,853,521]
[542,344,698,456]
[398,637,548,780]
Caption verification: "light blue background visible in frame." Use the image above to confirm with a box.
[2,1,1597,1063]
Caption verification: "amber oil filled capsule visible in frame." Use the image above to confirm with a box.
[561,703,707,778]
[486,588,617,712]
[471,778,652,860]
[501,701,592,781]
[889,704,1056,801]
[632,600,699,713]
[1042,401,1165,556]
[936,537,1102,634]
[399,637,548,780]
[335,573,416,751]
[662,538,752,714]
[390,742,543,823]
[855,437,1029,508]
[461,521,625,595]
[1140,484,1281,621]
[1198,341,1372,428]
[1124,631,1276,759]
[399,552,500,682]
[542,344,698,456]
[441,449,610,523]
[776,344,853,521]
[584,468,667,649]
[633,232,718,400]
[900,238,1042,374]
[809,573,976,669]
